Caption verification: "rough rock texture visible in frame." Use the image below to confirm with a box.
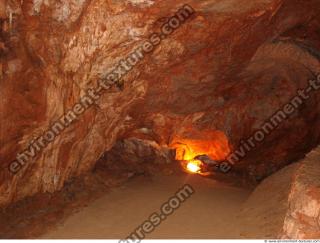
[236,163,298,238]
[281,147,320,239]
[1,0,320,207]
[236,146,320,239]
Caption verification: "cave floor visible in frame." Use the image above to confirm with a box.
[41,174,251,239]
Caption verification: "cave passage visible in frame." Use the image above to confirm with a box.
[41,174,251,239]
[1,0,320,240]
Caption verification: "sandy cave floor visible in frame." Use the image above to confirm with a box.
[3,160,278,239]
[41,174,251,239]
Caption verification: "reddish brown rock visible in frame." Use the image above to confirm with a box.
[236,146,320,239]
[0,0,6,19]
[237,147,320,239]
[236,162,299,238]
[281,147,320,239]
[0,0,320,207]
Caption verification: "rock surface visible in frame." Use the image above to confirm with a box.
[236,146,320,239]
[236,162,298,238]
[0,0,320,207]
[281,147,320,239]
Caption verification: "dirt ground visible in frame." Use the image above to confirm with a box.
[0,167,252,239]
[1,161,296,239]
[41,174,251,239]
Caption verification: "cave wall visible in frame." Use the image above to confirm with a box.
[281,146,320,239]
[0,0,320,206]
[235,146,320,239]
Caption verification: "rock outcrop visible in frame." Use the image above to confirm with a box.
[281,147,320,239]
[1,0,320,207]
[236,162,298,238]
[236,146,320,239]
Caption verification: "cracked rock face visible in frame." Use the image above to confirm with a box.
[236,146,320,239]
[0,0,320,207]
[281,147,320,239]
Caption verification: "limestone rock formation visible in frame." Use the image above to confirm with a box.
[281,147,320,239]
[236,146,320,239]
[0,0,320,209]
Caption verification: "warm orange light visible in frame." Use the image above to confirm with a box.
[170,130,231,163]
[186,160,202,173]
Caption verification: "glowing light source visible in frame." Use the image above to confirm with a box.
[170,130,231,162]
[186,160,202,173]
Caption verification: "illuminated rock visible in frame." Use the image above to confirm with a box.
[0,0,320,207]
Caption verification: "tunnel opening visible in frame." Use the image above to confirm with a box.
[93,128,237,184]
[1,0,320,240]
[169,130,231,175]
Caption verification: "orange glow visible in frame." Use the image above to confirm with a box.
[170,130,231,162]
[186,160,202,173]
